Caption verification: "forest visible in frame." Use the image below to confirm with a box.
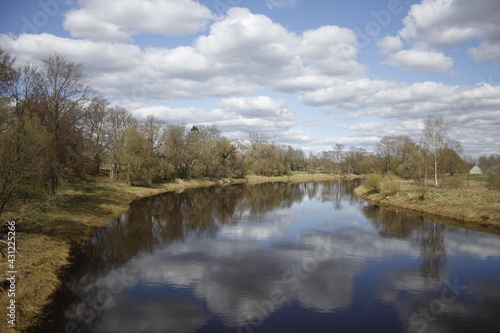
[1,48,499,214]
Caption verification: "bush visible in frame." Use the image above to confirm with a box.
[485,165,500,176]
[396,161,416,180]
[381,174,401,196]
[363,174,383,193]
[441,175,464,189]
[489,174,500,191]
[485,165,500,191]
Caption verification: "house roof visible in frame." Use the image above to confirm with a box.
[469,165,482,173]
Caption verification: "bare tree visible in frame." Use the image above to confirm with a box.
[286,146,307,171]
[375,135,397,173]
[344,147,367,174]
[12,64,44,117]
[214,137,243,178]
[478,153,500,172]
[120,126,157,186]
[3,53,101,187]
[375,135,414,174]
[79,95,110,173]
[0,49,56,211]
[162,124,188,178]
[141,115,166,154]
[0,47,19,103]
[423,115,448,186]
[441,140,463,176]
[40,54,93,129]
[332,144,344,174]
[245,134,288,176]
[106,106,138,179]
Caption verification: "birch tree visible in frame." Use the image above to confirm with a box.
[423,116,448,186]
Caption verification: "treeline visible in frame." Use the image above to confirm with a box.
[311,134,465,183]
[300,116,498,189]
[100,119,306,183]
[0,49,312,213]
[477,154,500,173]
[1,48,498,213]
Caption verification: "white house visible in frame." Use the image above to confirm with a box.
[469,165,483,175]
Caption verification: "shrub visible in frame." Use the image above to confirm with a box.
[441,175,464,189]
[485,165,500,191]
[363,174,383,193]
[396,161,416,180]
[381,174,401,196]
[485,165,500,177]
[489,174,500,191]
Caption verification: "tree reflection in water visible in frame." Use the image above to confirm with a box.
[33,181,500,333]
[362,204,447,281]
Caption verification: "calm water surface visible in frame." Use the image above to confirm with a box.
[39,181,500,333]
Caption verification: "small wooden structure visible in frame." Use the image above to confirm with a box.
[469,165,483,175]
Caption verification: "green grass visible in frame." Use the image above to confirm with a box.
[468,174,488,182]
[442,173,487,182]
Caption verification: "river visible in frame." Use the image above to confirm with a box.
[36,181,500,333]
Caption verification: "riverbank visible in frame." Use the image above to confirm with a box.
[354,180,500,234]
[0,172,346,331]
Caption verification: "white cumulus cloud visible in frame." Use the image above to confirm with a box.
[2,4,499,155]
[377,36,403,54]
[379,0,500,72]
[469,43,500,62]
[398,0,500,61]
[301,25,367,78]
[399,0,500,48]
[383,49,454,74]
[63,0,215,42]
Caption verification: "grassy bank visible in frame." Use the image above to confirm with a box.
[355,177,500,234]
[0,172,343,331]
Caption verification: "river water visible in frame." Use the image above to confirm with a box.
[38,181,500,333]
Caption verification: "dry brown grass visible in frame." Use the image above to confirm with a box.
[0,235,69,331]
[245,172,360,184]
[356,179,500,233]
[0,176,229,330]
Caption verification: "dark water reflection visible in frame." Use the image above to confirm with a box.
[37,181,500,333]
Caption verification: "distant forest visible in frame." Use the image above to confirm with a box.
[1,48,499,212]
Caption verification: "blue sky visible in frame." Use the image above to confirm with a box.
[1,0,499,156]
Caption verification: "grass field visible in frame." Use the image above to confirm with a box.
[355,174,500,234]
